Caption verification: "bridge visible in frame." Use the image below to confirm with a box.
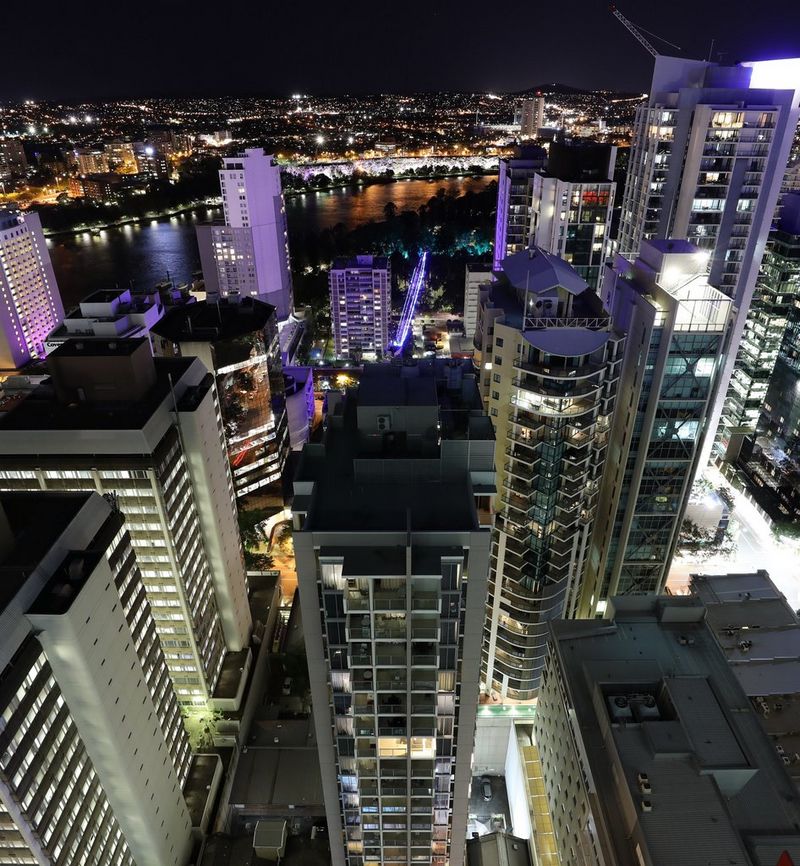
[391,251,429,354]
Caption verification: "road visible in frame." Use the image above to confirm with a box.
[667,466,800,611]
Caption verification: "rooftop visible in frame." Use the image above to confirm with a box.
[150,296,275,345]
[547,595,800,866]
[0,356,194,432]
[330,254,389,271]
[0,492,94,613]
[500,247,590,297]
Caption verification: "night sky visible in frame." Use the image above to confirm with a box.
[4,0,800,100]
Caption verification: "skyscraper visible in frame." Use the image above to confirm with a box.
[0,207,64,369]
[0,338,252,705]
[329,255,391,360]
[0,138,28,179]
[463,262,492,340]
[762,195,800,440]
[150,296,290,500]
[197,148,294,320]
[0,490,194,865]
[292,360,494,866]
[529,141,617,289]
[582,240,733,606]
[534,594,800,866]
[618,56,800,464]
[493,146,547,271]
[519,96,545,139]
[474,248,626,700]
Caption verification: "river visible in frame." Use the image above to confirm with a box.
[47,175,495,309]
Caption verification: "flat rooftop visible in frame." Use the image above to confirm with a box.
[0,492,93,612]
[0,357,194,432]
[548,596,800,866]
[150,296,275,346]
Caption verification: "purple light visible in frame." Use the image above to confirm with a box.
[392,251,429,349]
[743,58,800,91]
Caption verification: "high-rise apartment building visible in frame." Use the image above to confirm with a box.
[618,57,800,464]
[196,148,294,320]
[0,207,64,370]
[74,147,109,176]
[752,194,800,441]
[0,490,194,866]
[150,296,289,499]
[519,96,545,139]
[534,594,800,866]
[292,360,494,866]
[581,240,733,605]
[329,255,391,360]
[529,141,616,290]
[0,138,27,179]
[104,139,138,173]
[493,146,547,271]
[474,248,626,700]
[463,262,492,340]
[0,338,252,705]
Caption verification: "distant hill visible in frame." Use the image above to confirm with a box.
[514,83,643,98]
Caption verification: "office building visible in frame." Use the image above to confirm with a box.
[150,297,289,500]
[0,490,193,866]
[292,360,494,866]
[474,248,626,700]
[582,240,732,607]
[757,194,800,441]
[618,56,800,464]
[519,96,545,139]
[529,141,616,289]
[463,262,491,340]
[493,146,547,270]
[0,207,64,369]
[534,594,800,866]
[196,148,294,320]
[44,287,165,354]
[329,255,390,360]
[0,338,252,705]
[0,138,27,179]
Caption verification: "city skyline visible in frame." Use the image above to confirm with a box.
[2,1,800,101]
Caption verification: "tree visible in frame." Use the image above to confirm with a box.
[383,201,397,221]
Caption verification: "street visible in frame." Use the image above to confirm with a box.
[667,467,800,612]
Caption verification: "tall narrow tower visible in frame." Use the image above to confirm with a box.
[618,57,800,463]
[292,360,494,866]
[0,207,64,369]
[197,148,294,320]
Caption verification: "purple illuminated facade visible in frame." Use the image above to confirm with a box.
[0,208,64,370]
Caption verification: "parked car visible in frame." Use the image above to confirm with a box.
[481,777,492,801]
[282,677,293,696]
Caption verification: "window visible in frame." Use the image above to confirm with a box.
[495,337,504,347]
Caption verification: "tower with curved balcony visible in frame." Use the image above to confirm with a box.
[475,248,625,700]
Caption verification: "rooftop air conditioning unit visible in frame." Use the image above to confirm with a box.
[377,414,391,432]
[641,800,653,813]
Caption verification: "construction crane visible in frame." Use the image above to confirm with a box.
[610,4,682,57]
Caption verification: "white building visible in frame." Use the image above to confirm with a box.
[0,490,194,866]
[529,141,616,290]
[329,255,390,360]
[44,287,164,354]
[292,360,494,866]
[463,262,491,340]
[0,338,252,706]
[519,97,545,139]
[534,595,800,866]
[197,148,294,320]
[618,56,800,463]
[0,207,64,369]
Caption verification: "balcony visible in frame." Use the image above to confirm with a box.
[375,647,407,666]
[411,594,439,612]
[374,592,407,612]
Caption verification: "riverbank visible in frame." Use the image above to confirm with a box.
[41,170,498,240]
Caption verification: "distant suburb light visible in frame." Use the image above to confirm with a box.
[742,58,800,91]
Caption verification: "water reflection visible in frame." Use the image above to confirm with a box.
[49,175,494,308]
